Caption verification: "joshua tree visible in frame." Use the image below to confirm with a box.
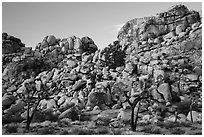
[24,78,48,131]
[123,79,151,131]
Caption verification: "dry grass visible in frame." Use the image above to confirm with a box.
[140,125,162,134]
[169,127,185,134]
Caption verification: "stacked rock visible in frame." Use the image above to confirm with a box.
[2,4,202,125]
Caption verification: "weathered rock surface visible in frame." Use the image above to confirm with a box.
[2,5,202,132]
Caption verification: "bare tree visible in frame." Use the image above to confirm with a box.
[123,79,150,131]
[24,78,48,131]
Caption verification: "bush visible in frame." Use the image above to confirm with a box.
[70,128,96,135]
[141,125,162,134]
[163,122,178,129]
[195,132,202,135]
[140,125,152,132]
[5,123,18,133]
[59,130,69,135]
[179,122,192,127]
[162,121,192,129]
[150,127,162,134]
[169,128,185,134]
[57,118,72,127]
[111,129,123,135]
[37,127,54,135]
[96,128,110,134]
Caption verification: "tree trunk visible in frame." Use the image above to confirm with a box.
[131,106,135,131]
[190,102,193,123]
[26,101,30,131]
[134,102,141,131]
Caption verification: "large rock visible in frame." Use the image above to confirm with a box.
[58,106,79,120]
[86,89,112,109]
[67,37,74,50]
[2,94,17,109]
[157,83,172,103]
[38,99,57,110]
[117,4,200,45]
[4,99,26,115]
[2,33,25,54]
[74,38,83,52]
[187,111,202,122]
[45,35,57,46]
[72,80,87,91]
[81,36,98,53]
[67,59,77,68]
[117,109,131,122]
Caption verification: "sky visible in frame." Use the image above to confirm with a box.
[2,2,202,49]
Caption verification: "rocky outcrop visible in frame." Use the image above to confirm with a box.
[118,4,201,46]
[2,4,202,130]
[2,33,25,54]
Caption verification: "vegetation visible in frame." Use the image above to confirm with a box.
[5,123,18,133]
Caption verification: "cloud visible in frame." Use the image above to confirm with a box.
[113,23,125,31]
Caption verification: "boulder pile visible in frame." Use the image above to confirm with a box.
[2,32,25,54]
[2,5,202,126]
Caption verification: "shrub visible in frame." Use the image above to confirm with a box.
[150,127,162,134]
[37,127,54,135]
[169,128,185,134]
[163,122,178,129]
[111,129,123,135]
[70,128,96,135]
[140,125,152,132]
[141,125,162,134]
[195,132,202,135]
[179,122,192,127]
[96,128,110,134]
[59,130,69,135]
[5,123,18,133]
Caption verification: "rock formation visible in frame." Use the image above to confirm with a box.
[2,4,202,134]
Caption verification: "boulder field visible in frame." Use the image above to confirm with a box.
[2,4,202,134]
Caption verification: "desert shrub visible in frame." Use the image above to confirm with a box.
[196,121,202,124]
[179,122,192,127]
[140,125,153,132]
[2,113,24,124]
[141,125,162,134]
[121,119,131,125]
[5,123,18,133]
[32,111,45,122]
[149,127,162,134]
[96,128,110,134]
[94,118,111,126]
[156,121,165,128]
[57,118,72,127]
[163,122,178,129]
[111,129,123,135]
[87,121,97,129]
[163,121,192,129]
[195,132,202,135]
[169,128,185,134]
[70,128,96,135]
[190,126,198,130]
[138,122,151,126]
[37,127,54,135]
[59,129,69,135]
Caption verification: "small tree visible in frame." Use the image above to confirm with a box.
[123,79,151,131]
[23,78,48,131]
